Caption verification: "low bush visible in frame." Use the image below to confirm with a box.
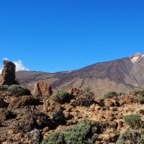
[137,94,144,104]
[117,114,144,144]
[8,84,31,96]
[116,129,144,144]
[41,119,100,144]
[124,114,143,129]
[51,90,74,104]
[131,88,144,96]
[103,91,119,99]
[0,85,9,91]
[130,89,144,103]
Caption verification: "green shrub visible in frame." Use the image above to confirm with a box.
[103,91,119,99]
[52,90,74,104]
[131,88,144,96]
[42,132,65,144]
[41,119,99,144]
[124,114,143,129]
[137,94,144,104]
[8,84,31,96]
[0,85,9,91]
[117,113,144,144]
[129,89,144,103]
[116,129,144,144]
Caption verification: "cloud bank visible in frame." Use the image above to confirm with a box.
[0,58,29,73]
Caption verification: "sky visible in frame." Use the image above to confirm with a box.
[0,0,144,72]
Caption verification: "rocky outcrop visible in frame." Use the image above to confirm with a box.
[8,95,41,109]
[0,60,18,85]
[32,80,52,97]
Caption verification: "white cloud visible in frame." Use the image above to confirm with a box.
[0,58,29,73]
[14,60,29,71]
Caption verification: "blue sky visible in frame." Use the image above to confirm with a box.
[0,0,144,72]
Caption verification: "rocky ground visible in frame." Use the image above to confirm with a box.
[0,85,144,144]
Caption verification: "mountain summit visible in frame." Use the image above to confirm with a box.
[17,53,144,96]
[130,52,144,64]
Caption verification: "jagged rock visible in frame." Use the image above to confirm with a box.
[26,129,42,144]
[8,95,41,109]
[0,109,16,123]
[0,60,18,85]
[32,80,52,97]
[104,99,115,107]
[43,99,61,113]
[67,87,82,96]
[9,109,54,133]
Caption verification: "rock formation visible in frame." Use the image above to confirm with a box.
[0,60,18,85]
[32,80,52,97]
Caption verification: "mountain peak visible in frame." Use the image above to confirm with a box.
[130,52,144,64]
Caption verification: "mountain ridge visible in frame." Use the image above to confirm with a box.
[16,53,144,96]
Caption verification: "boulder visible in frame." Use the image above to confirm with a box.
[0,60,18,85]
[32,80,52,97]
[52,109,66,125]
[9,110,54,133]
[8,95,41,109]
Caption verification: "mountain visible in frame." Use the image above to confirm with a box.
[16,53,144,96]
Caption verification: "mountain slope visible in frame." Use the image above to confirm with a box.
[16,53,144,96]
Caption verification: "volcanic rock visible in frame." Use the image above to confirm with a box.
[32,80,52,98]
[0,60,18,85]
[8,95,41,109]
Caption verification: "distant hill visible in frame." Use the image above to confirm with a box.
[16,53,144,96]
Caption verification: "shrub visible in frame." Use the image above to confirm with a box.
[131,88,144,96]
[116,129,144,144]
[124,114,143,129]
[116,114,144,144]
[41,119,100,144]
[137,94,144,104]
[52,90,74,104]
[130,89,144,103]
[42,132,65,144]
[8,84,31,96]
[0,85,9,91]
[103,91,119,99]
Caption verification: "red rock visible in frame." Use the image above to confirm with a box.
[32,80,52,97]
[0,60,18,85]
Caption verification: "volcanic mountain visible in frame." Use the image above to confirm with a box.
[16,53,144,96]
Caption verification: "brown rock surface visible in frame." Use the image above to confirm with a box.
[0,60,18,85]
[0,84,144,143]
[32,80,52,97]
[8,95,41,109]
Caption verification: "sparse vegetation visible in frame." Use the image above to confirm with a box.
[124,114,143,129]
[116,114,144,143]
[103,91,119,99]
[8,84,31,96]
[131,88,144,96]
[116,129,144,144]
[137,94,144,104]
[41,119,99,144]
[0,85,9,91]
[52,90,74,104]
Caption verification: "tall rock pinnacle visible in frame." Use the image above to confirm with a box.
[0,60,18,85]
